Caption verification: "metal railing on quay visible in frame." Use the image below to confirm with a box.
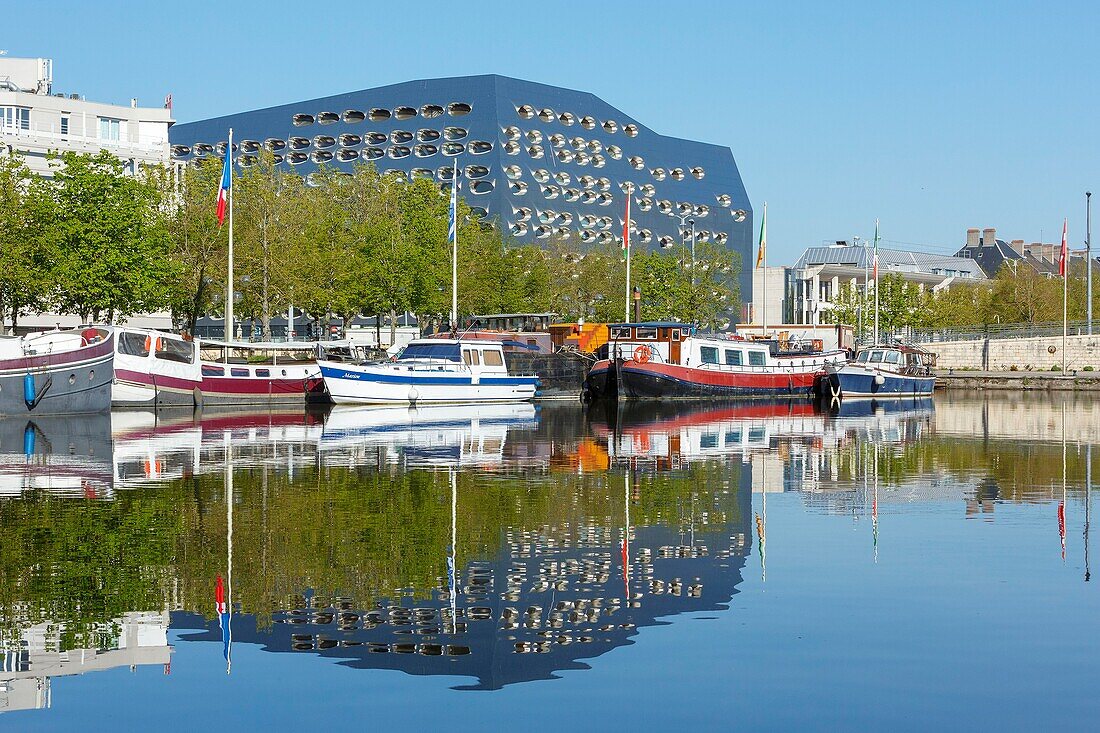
[912,320,1095,343]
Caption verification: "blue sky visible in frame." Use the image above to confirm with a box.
[5,0,1096,263]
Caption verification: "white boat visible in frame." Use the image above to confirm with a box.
[318,339,538,405]
[112,327,202,407]
[824,344,937,400]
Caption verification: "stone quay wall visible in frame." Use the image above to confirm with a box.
[921,334,1100,372]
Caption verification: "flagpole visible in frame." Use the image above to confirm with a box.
[226,128,234,342]
[451,160,458,329]
[1062,218,1068,373]
[762,202,768,336]
[873,219,880,344]
[624,187,632,323]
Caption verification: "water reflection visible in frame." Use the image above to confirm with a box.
[0,393,1096,715]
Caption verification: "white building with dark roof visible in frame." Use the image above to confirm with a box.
[787,241,985,325]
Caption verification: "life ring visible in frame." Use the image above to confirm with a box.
[633,345,651,363]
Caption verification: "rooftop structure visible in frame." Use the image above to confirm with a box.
[0,56,173,177]
[955,227,1090,278]
[168,74,755,305]
[788,241,985,325]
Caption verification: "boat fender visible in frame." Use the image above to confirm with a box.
[409,386,419,403]
[23,423,35,457]
[874,373,885,386]
[23,373,52,410]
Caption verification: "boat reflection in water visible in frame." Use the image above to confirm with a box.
[318,402,539,469]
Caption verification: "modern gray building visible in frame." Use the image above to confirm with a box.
[168,75,754,306]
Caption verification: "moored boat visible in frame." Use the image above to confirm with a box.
[583,322,847,402]
[318,338,538,405]
[823,344,936,400]
[198,340,330,405]
[0,327,114,416]
[112,327,201,408]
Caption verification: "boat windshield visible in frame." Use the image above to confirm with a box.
[397,343,462,362]
[857,351,871,363]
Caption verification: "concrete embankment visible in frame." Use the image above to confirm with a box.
[937,371,1100,391]
[920,334,1100,371]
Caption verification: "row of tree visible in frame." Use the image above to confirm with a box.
[824,263,1100,337]
[0,149,742,336]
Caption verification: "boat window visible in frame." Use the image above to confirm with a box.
[255,368,271,377]
[700,434,718,449]
[884,351,900,364]
[671,329,681,341]
[857,351,871,362]
[870,351,884,363]
[483,350,503,366]
[748,351,766,366]
[635,327,658,339]
[610,326,632,339]
[748,427,766,442]
[155,337,195,364]
[118,332,150,357]
[201,365,224,377]
[725,430,742,445]
[724,349,743,366]
[399,343,462,362]
[463,349,480,366]
[230,368,250,377]
[700,346,719,364]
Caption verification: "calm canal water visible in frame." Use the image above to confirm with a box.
[1,393,1098,731]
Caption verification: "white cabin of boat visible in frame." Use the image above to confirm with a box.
[852,344,936,376]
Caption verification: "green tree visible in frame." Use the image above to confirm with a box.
[0,152,52,332]
[158,157,227,335]
[44,150,173,322]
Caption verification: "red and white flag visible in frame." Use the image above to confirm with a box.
[1059,218,1068,277]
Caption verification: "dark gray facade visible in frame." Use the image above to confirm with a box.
[169,75,754,306]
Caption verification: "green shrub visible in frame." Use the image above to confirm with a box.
[1051,364,1062,372]
[1084,366,1094,372]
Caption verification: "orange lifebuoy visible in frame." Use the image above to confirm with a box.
[633,345,651,363]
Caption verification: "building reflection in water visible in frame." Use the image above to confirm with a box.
[0,393,1096,707]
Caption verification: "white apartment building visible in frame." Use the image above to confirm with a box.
[0,56,173,177]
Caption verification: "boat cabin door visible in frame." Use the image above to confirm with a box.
[667,328,682,365]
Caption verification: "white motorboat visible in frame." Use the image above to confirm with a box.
[318,338,538,405]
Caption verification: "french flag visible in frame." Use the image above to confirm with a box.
[216,145,231,226]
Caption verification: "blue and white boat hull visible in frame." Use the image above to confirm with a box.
[827,363,936,399]
[318,361,538,405]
